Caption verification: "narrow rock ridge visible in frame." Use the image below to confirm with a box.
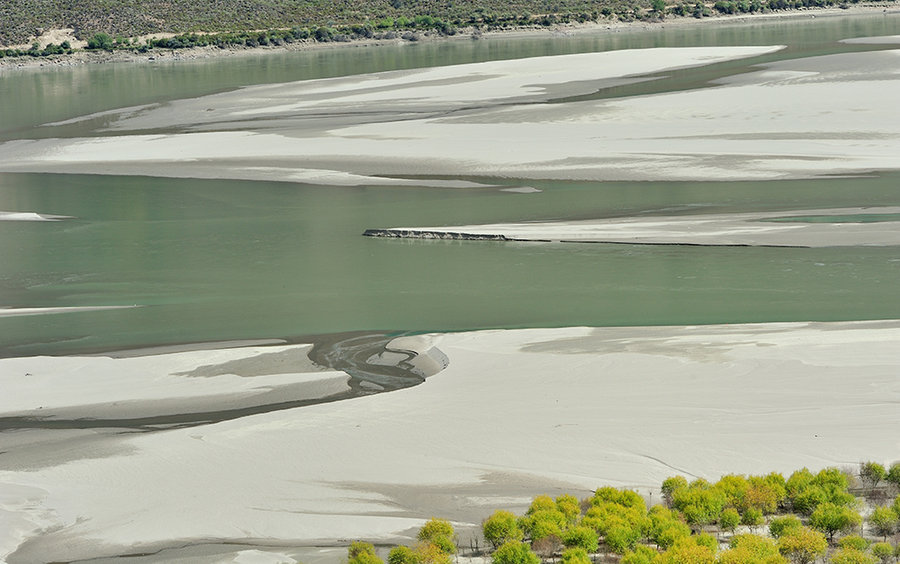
[363,229,510,241]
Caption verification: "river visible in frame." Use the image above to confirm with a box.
[1,13,899,358]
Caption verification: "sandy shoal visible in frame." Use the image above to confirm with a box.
[4,45,900,184]
[0,211,71,221]
[0,343,344,420]
[381,206,900,247]
[2,321,899,562]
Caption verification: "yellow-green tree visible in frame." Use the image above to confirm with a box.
[560,547,591,564]
[492,541,540,564]
[869,506,898,541]
[719,533,787,564]
[777,526,827,564]
[483,510,524,549]
[555,494,581,524]
[388,546,417,564]
[349,542,384,564]
[417,518,456,554]
[870,542,893,564]
[657,536,715,564]
[809,502,861,543]
[769,515,803,539]
[622,545,660,564]
[718,508,740,535]
[560,526,598,553]
[829,548,877,564]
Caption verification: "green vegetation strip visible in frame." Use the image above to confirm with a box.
[2,0,896,56]
[352,461,900,564]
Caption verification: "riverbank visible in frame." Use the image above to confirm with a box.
[0,4,896,72]
[1,321,898,562]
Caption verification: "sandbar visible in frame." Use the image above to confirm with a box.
[1,45,899,184]
[369,206,900,247]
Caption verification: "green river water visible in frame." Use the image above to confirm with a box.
[1,14,899,357]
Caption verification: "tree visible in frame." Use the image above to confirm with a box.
[605,522,642,554]
[746,477,783,515]
[388,546,418,564]
[870,542,893,564]
[413,542,452,564]
[622,545,661,564]
[527,495,557,514]
[657,537,715,564]
[86,32,114,51]
[520,509,566,541]
[662,476,688,507]
[720,534,787,564]
[830,548,877,564]
[349,542,384,564]
[647,506,692,550]
[417,519,455,554]
[861,462,888,490]
[556,494,581,524]
[869,506,899,541]
[839,536,870,551]
[809,502,862,543]
[719,508,740,535]
[560,526,598,553]
[651,0,667,15]
[590,487,646,512]
[777,527,827,564]
[492,541,540,564]
[742,507,765,532]
[560,547,591,564]
[717,475,750,511]
[769,515,803,539]
[483,510,524,549]
[671,483,727,531]
[886,462,900,489]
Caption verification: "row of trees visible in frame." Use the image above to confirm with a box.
[347,462,900,564]
[77,17,458,54]
[0,40,72,58]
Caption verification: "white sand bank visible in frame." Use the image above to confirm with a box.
[2,321,898,562]
[0,211,71,221]
[0,306,137,317]
[0,343,345,420]
[2,46,900,184]
[379,206,900,247]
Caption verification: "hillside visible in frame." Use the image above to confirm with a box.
[0,0,644,47]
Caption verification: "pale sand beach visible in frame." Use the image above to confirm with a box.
[1,321,899,562]
[371,206,900,247]
[3,43,900,186]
